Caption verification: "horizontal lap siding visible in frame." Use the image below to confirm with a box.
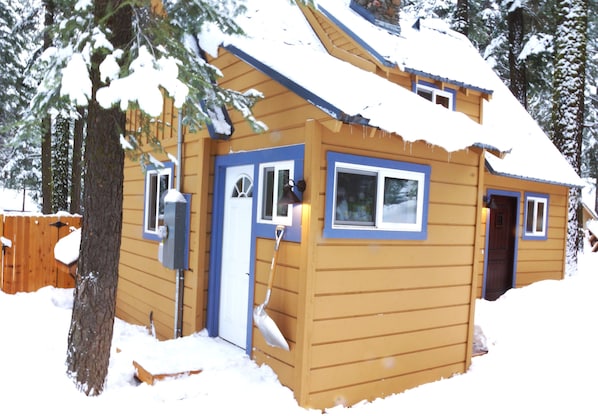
[252,238,300,387]
[207,49,324,392]
[306,125,480,408]
[118,116,203,340]
[476,174,568,297]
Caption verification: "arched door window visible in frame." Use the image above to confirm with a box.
[232,174,253,198]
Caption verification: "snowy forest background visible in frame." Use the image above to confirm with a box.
[1,0,596,223]
[0,0,596,399]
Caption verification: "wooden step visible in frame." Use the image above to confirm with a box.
[132,360,202,385]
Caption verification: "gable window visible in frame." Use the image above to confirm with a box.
[415,82,455,110]
[324,152,430,240]
[257,160,294,226]
[523,193,548,239]
[143,163,174,240]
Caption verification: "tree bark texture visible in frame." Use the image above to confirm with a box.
[41,0,54,214]
[66,0,131,396]
[52,115,70,212]
[507,4,527,109]
[552,0,588,272]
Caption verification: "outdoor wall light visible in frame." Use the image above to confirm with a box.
[278,179,306,205]
[483,195,498,210]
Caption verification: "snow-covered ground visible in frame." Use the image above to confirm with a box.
[1,242,597,415]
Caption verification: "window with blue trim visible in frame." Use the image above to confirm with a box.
[143,163,174,240]
[325,152,430,240]
[524,193,548,239]
[415,82,455,110]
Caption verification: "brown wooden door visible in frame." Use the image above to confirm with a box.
[485,195,517,301]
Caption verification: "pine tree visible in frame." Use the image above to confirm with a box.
[20,0,266,395]
[0,0,42,201]
[52,114,70,212]
[506,0,528,108]
[552,0,588,272]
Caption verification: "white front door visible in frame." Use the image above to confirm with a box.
[219,164,253,348]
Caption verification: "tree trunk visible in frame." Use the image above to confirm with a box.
[70,107,85,214]
[507,3,527,109]
[552,0,588,273]
[66,0,132,396]
[41,0,55,214]
[454,0,469,37]
[52,115,70,212]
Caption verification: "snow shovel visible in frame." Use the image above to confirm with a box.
[253,224,290,351]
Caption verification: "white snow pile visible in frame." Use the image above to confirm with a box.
[1,243,597,415]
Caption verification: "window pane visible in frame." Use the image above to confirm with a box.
[526,200,534,233]
[158,173,169,228]
[335,171,376,225]
[383,177,418,224]
[435,95,450,108]
[148,173,158,231]
[262,167,274,220]
[536,202,545,232]
[417,89,433,102]
[276,169,290,217]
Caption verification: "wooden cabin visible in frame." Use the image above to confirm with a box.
[116,0,583,409]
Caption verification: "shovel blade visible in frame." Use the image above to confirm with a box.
[253,306,290,351]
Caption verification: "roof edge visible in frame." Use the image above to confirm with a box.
[223,44,370,126]
[485,159,583,188]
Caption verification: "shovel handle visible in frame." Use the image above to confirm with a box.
[264,226,285,300]
[274,224,285,251]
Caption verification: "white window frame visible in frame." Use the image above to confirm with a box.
[524,193,548,239]
[415,83,454,110]
[143,164,173,240]
[256,160,294,226]
[332,161,426,233]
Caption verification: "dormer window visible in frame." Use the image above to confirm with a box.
[415,82,455,110]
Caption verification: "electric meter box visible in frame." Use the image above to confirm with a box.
[160,190,189,270]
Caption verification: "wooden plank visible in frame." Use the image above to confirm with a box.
[313,285,472,320]
[311,324,468,368]
[303,304,471,344]
[315,245,474,270]
[308,343,466,392]
[306,362,464,409]
[314,265,473,294]
[133,360,202,385]
[252,349,296,391]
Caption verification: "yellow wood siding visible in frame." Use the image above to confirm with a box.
[118,108,206,339]
[476,173,569,298]
[298,122,482,408]
[119,39,503,410]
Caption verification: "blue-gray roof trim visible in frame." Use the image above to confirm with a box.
[224,44,370,127]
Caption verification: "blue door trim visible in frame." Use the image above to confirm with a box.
[482,189,520,299]
[206,145,304,353]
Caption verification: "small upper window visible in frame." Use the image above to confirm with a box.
[324,152,430,240]
[143,163,173,240]
[257,160,294,226]
[523,193,548,239]
[415,82,454,110]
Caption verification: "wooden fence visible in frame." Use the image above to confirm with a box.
[1,213,82,294]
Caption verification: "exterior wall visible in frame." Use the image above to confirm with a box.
[118,99,209,339]
[206,49,330,396]
[298,121,484,408]
[475,173,569,298]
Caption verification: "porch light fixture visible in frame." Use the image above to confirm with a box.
[278,179,306,205]
[483,195,498,210]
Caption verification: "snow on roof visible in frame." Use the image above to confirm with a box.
[315,0,494,94]
[199,0,582,186]
[199,0,508,153]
